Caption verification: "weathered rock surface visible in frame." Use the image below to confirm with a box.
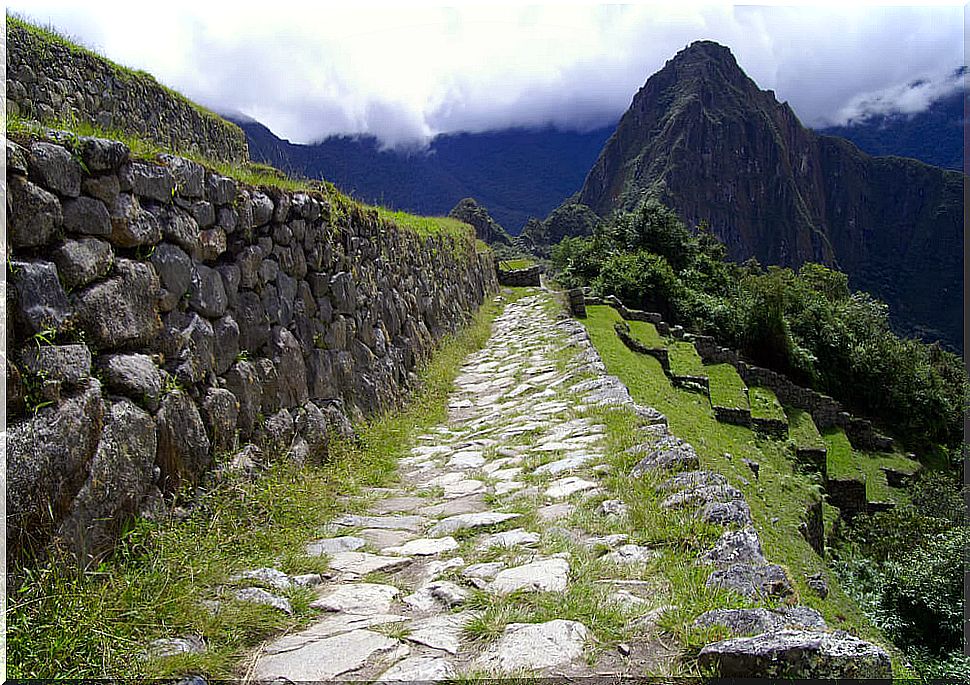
[474,620,589,673]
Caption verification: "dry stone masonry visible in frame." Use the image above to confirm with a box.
[6,130,497,566]
[7,21,249,163]
[171,292,889,680]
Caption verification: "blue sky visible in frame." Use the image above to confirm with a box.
[8,2,966,147]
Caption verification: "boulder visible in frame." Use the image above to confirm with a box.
[189,263,228,318]
[97,353,162,411]
[694,607,826,636]
[202,388,238,456]
[159,310,214,384]
[224,360,262,439]
[8,175,62,247]
[155,390,211,493]
[706,562,793,600]
[150,205,200,255]
[55,399,157,564]
[629,436,700,475]
[697,629,891,678]
[78,137,129,172]
[212,314,240,375]
[159,155,204,197]
[109,194,161,247]
[52,238,114,289]
[150,243,193,310]
[130,162,175,203]
[63,197,111,237]
[19,344,91,387]
[9,258,72,335]
[82,174,121,208]
[272,327,308,408]
[29,141,81,197]
[76,259,161,349]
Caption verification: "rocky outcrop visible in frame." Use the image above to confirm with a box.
[6,19,248,163]
[573,40,963,350]
[448,198,512,245]
[6,131,497,567]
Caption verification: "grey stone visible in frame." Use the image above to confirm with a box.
[383,536,459,556]
[159,311,215,384]
[474,620,588,673]
[597,499,629,517]
[79,137,129,172]
[198,228,226,261]
[311,583,400,614]
[130,162,175,203]
[20,344,91,386]
[159,155,204,197]
[272,327,309,408]
[330,272,356,313]
[212,315,240,375]
[256,408,295,456]
[378,655,455,682]
[538,502,577,522]
[149,243,192,310]
[327,551,412,577]
[478,529,540,549]
[630,436,700,475]
[189,264,228,318]
[187,200,215,228]
[306,536,366,556]
[428,511,520,536]
[234,291,270,353]
[700,499,754,527]
[29,141,81,196]
[544,476,599,499]
[462,562,505,581]
[151,205,200,255]
[706,563,793,600]
[7,381,104,557]
[407,613,471,654]
[63,196,111,236]
[7,139,28,174]
[109,194,161,247]
[602,544,657,565]
[155,389,211,492]
[251,191,274,226]
[52,238,113,289]
[224,360,262,438]
[10,259,72,334]
[661,484,745,511]
[489,558,569,594]
[82,174,121,207]
[233,587,292,615]
[97,353,162,411]
[263,614,405,649]
[694,607,826,635]
[216,207,237,233]
[205,174,236,205]
[230,567,292,591]
[8,176,62,247]
[253,629,398,681]
[333,514,428,532]
[146,635,205,660]
[701,527,766,567]
[660,470,729,492]
[403,580,469,611]
[202,388,238,456]
[697,629,891,678]
[806,572,830,599]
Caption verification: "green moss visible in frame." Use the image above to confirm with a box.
[706,363,749,411]
[748,386,786,423]
[667,341,707,378]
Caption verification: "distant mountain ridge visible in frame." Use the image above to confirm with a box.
[230,117,614,233]
[817,87,964,172]
[571,40,963,350]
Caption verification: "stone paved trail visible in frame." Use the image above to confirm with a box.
[246,292,678,681]
[241,290,890,681]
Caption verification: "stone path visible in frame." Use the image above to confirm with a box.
[219,291,890,680]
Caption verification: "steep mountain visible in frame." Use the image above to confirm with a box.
[448,198,513,245]
[818,86,964,172]
[573,41,963,349]
[228,117,613,233]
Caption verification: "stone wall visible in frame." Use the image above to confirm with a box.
[6,131,498,567]
[6,21,249,163]
[497,265,541,287]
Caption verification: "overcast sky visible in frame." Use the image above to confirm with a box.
[8,2,966,148]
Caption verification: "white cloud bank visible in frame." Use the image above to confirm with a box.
[8,2,966,147]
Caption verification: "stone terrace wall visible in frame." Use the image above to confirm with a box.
[5,132,498,567]
[6,21,249,163]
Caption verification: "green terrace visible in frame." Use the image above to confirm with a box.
[498,258,536,271]
[822,427,920,504]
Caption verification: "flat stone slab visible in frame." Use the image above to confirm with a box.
[544,476,599,499]
[233,587,292,614]
[494,481,525,495]
[416,556,466,584]
[423,495,489,517]
[253,629,400,681]
[478,528,540,549]
[602,544,657,565]
[533,454,594,476]
[489,558,569,594]
[403,581,469,612]
[694,607,826,636]
[229,567,292,590]
[407,613,474,654]
[474,620,588,673]
[428,511,520,536]
[537,503,576,522]
[382,536,459,556]
[697,629,891,678]
[378,655,456,682]
[265,614,408,651]
[328,552,412,577]
[310,583,400,614]
[443,479,486,499]
[359,528,417,550]
[306,536,366,556]
[333,514,427,532]
[369,496,425,514]
[447,451,486,469]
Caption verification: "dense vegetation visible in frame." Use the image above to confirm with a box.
[832,472,970,677]
[552,199,966,451]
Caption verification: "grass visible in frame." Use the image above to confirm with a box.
[7,293,508,680]
[580,304,910,674]
[706,363,749,411]
[626,320,665,349]
[786,407,825,452]
[821,427,920,503]
[498,259,535,271]
[748,386,787,423]
[667,341,707,378]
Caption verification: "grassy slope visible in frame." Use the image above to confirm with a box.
[748,386,786,422]
[627,320,664,348]
[821,427,919,504]
[786,407,825,451]
[7,293,510,679]
[580,305,908,672]
[667,341,707,377]
[498,258,535,270]
[706,363,748,411]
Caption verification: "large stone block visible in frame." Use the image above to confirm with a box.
[202,387,238,456]
[213,314,241,375]
[20,344,92,387]
[63,196,111,237]
[189,263,228,318]
[97,352,163,411]
[76,259,162,349]
[155,389,211,493]
[8,175,62,247]
[235,291,271,353]
[130,161,175,203]
[52,238,114,289]
[272,327,309,408]
[224,360,262,439]
[150,242,193,310]
[159,310,215,384]
[29,141,81,197]
[110,193,161,247]
[159,154,204,198]
[9,258,72,335]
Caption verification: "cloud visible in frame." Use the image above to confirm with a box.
[8,2,965,147]
[832,68,965,125]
